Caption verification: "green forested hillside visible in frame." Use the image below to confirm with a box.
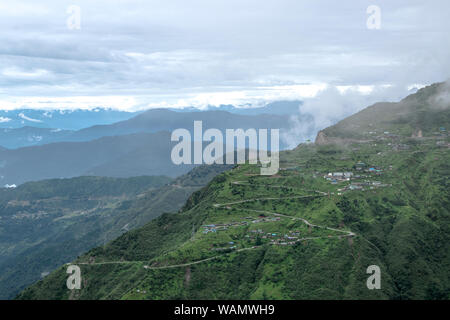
[0,164,229,299]
[17,83,450,300]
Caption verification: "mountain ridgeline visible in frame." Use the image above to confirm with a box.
[0,109,294,185]
[17,82,450,300]
[0,102,301,149]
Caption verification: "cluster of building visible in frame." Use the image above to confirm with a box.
[436,140,450,148]
[202,216,281,234]
[324,172,355,184]
[432,127,447,136]
[246,230,302,245]
[269,231,303,246]
[355,162,383,174]
[323,161,386,186]
[321,160,392,194]
[338,181,391,193]
[202,223,234,234]
[249,216,281,224]
[211,228,308,250]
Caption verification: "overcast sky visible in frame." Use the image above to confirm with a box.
[0,0,449,111]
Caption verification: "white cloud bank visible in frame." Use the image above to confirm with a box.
[0,0,449,111]
[0,83,417,112]
[281,84,415,148]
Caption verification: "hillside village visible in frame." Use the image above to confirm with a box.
[322,161,391,194]
[188,119,450,257]
[158,118,450,260]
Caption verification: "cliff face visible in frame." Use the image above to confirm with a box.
[313,128,381,146]
[314,131,329,145]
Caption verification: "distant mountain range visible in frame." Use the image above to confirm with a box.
[0,131,195,185]
[0,108,140,131]
[0,108,297,185]
[68,109,291,144]
[0,126,74,149]
[0,101,301,149]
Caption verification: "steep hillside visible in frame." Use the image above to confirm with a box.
[0,164,230,299]
[18,83,450,300]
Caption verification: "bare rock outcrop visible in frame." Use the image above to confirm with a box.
[315,131,329,145]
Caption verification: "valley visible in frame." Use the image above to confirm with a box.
[10,83,450,300]
[0,165,230,299]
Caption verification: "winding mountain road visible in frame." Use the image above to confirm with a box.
[76,178,356,269]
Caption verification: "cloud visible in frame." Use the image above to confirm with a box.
[281,84,413,148]
[0,0,449,111]
[429,80,450,110]
[18,112,43,123]
[2,68,49,78]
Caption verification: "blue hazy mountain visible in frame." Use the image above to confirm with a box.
[68,109,291,142]
[0,127,74,149]
[0,109,292,185]
[0,131,197,185]
[0,102,301,149]
[0,108,141,131]
[0,101,300,130]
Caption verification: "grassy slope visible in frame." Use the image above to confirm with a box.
[17,83,450,300]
